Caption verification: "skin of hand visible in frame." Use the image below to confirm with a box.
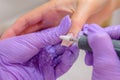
[0,16,79,80]
[1,0,119,39]
[83,24,120,80]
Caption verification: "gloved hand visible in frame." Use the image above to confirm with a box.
[0,16,79,80]
[83,24,120,80]
[1,0,119,40]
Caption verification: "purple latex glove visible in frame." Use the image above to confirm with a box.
[83,24,120,80]
[0,16,79,80]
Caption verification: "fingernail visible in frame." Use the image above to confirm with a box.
[60,33,74,47]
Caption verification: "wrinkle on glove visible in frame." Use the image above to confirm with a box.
[83,24,120,80]
[0,16,79,80]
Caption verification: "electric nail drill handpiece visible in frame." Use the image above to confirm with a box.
[60,35,120,58]
[78,35,120,57]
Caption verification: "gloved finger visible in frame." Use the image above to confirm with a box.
[0,16,71,64]
[83,24,120,40]
[85,51,93,66]
[82,24,94,66]
[86,24,119,68]
[55,44,79,78]
[104,25,120,40]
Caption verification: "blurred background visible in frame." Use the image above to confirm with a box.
[0,0,120,80]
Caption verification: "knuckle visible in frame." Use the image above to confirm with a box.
[19,16,31,27]
[91,33,108,40]
[89,33,109,45]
